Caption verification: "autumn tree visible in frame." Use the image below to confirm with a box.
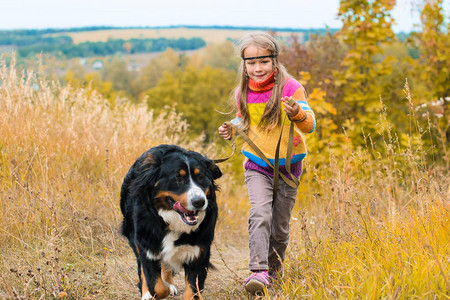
[282,32,346,123]
[337,0,397,147]
[281,33,347,164]
[418,0,449,99]
[410,0,449,160]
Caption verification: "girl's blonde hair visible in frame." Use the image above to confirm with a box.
[234,31,292,132]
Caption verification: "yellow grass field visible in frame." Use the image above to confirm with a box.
[0,56,449,299]
[55,27,302,44]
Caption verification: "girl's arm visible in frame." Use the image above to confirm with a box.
[281,90,315,133]
[288,106,315,133]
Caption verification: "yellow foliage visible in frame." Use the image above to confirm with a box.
[309,88,337,115]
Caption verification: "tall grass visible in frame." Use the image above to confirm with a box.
[1,54,448,299]
[272,84,450,299]
[0,56,240,299]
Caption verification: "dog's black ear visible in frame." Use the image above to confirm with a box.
[141,152,156,170]
[208,162,222,180]
[140,146,167,171]
[128,149,163,199]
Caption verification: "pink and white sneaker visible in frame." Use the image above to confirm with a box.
[243,270,270,294]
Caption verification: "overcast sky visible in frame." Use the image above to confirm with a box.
[1,0,449,33]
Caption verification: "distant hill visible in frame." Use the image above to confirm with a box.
[53,26,338,44]
[0,25,339,59]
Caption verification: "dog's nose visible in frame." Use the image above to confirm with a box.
[191,197,206,209]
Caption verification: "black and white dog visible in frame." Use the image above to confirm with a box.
[120,145,222,299]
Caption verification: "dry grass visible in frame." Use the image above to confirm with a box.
[50,28,302,45]
[1,55,448,300]
[0,55,242,299]
[266,83,450,299]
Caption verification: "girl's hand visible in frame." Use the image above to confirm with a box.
[218,123,232,140]
[281,96,299,118]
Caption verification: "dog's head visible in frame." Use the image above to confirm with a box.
[134,145,222,231]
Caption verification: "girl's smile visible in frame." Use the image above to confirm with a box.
[243,45,274,82]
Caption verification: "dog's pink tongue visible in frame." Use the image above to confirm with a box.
[173,201,194,214]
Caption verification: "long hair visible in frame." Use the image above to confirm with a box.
[234,32,292,132]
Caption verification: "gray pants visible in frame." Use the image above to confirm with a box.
[244,169,298,271]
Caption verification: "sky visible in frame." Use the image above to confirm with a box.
[1,0,449,33]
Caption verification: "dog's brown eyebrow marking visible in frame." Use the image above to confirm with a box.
[194,168,200,175]
[179,169,187,177]
[155,191,190,210]
[155,191,186,203]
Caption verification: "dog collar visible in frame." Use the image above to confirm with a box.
[242,54,277,60]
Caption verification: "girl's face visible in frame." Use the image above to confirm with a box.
[243,45,274,82]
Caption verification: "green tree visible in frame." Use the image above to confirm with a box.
[133,48,187,100]
[195,41,238,70]
[101,57,133,96]
[145,66,235,140]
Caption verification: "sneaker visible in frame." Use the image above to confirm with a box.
[244,271,270,294]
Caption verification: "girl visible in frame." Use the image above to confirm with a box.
[218,32,315,294]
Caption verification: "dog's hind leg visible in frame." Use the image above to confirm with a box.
[130,243,145,294]
[136,248,156,300]
[183,264,207,300]
[183,275,204,300]
[161,266,178,296]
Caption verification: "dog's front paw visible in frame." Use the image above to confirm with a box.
[169,284,178,295]
[141,291,154,300]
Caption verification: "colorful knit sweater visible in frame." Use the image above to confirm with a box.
[232,75,316,179]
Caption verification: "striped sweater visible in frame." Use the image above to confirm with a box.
[232,77,316,178]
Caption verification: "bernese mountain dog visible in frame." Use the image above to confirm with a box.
[120,144,222,300]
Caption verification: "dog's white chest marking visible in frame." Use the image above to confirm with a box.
[161,232,200,272]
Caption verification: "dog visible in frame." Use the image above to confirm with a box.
[120,144,222,300]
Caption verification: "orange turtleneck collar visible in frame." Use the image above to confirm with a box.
[248,71,275,93]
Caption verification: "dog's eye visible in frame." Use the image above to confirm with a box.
[195,174,208,184]
[175,176,184,184]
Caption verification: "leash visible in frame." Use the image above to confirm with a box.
[212,136,237,164]
[213,99,300,195]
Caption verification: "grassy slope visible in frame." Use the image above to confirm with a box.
[0,57,448,299]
